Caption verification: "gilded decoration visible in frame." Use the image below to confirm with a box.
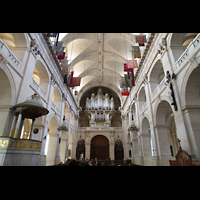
[0,139,9,147]
[15,141,41,149]
[9,141,14,147]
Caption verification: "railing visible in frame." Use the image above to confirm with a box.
[151,78,165,102]
[175,33,200,70]
[77,127,123,131]
[139,101,147,114]
[0,38,22,70]
[51,101,60,115]
[30,78,47,100]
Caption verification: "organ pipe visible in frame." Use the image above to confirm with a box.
[91,93,95,110]
[85,88,115,111]
[85,88,115,123]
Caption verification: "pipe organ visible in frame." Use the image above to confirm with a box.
[85,88,115,127]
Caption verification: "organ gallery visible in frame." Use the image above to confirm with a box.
[84,88,116,127]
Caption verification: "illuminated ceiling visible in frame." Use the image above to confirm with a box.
[56,33,149,103]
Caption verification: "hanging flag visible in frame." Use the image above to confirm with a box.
[55,33,59,46]
[60,59,68,69]
[135,35,147,46]
[64,74,67,83]
[132,72,135,86]
[125,74,131,87]
[53,41,64,52]
[127,60,138,69]
[124,63,133,72]
[132,46,141,58]
[67,73,71,84]
[119,77,127,88]
[56,47,65,56]
[47,33,58,38]
[67,77,82,87]
[70,71,74,84]
[124,64,134,75]
[57,52,65,60]
[121,88,129,96]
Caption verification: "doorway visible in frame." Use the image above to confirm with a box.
[90,135,109,160]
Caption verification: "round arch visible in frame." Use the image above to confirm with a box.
[52,86,62,110]
[181,64,200,107]
[141,116,152,165]
[0,63,16,106]
[155,100,177,165]
[90,135,109,160]
[0,33,29,63]
[138,86,146,108]
[33,59,50,93]
[168,33,187,63]
[149,59,165,93]
[140,113,152,127]
[0,67,13,135]
[46,116,58,166]
[153,95,172,125]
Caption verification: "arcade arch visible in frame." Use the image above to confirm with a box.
[52,87,62,110]
[138,86,146,108]
[141,117,152,165]
[46,117,58,166]
[184,65,200,159]
[0,33,28,63]
[156,100,178,165]
[0,68,12,135]
[32,60,49,93]
[90,135,109,160]
[149,60,165,93]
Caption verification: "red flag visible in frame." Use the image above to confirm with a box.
[124,63,128,72]
[132,72,135,86]
[138,43,145,46]
[121,91,129,96]
[57,52,65,60]
[67,77,82,87]
[121,88,129,96]
[127,60,138,69]
[124,64,133,72]
[135,35,146,43]
[135,35,146,46]
[70,71,74,84]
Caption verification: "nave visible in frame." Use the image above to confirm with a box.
[0,33,200,166]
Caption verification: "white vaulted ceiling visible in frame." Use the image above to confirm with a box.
[59,33,149,104]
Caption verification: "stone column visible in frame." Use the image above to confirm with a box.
[155,125,171,166]
[137,134,144,165]
[14,109,23,138]
[66,107,71,160]
[85,132,91,159]
[9,113,18,137]
[29,118,35,139]
[110,142,115,160]
[140,133,152,166]
[54,130,61,165]
[131,131,139,164]
[38,123,48,166]
[128,109,132,126]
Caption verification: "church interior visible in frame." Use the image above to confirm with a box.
[0,33,200,166]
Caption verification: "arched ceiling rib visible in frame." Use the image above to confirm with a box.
[60,33,147,104]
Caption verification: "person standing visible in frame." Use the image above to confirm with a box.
[93,157,101,166]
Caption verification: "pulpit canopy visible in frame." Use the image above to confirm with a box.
[14,93,49,119]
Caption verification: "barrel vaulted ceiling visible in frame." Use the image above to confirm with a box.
[58,33,149,104]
